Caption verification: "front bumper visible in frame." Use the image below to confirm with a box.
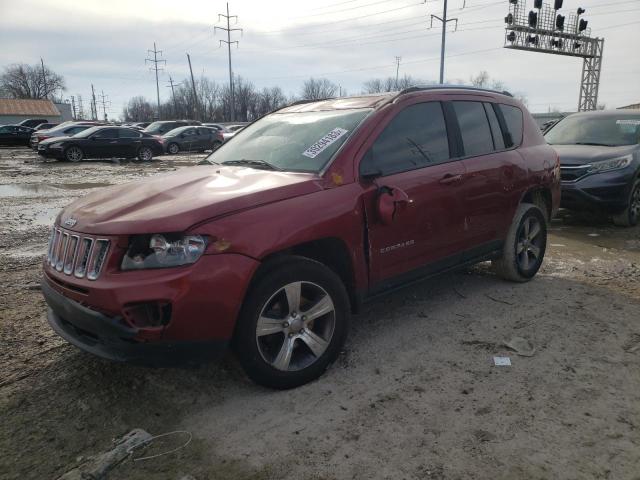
[42,251,260,365]
[560,167,636,213]
[43,279,227,365]
[37,144,64,159]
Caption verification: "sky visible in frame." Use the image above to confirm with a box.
[0,0,638,118]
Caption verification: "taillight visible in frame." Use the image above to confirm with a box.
[38,135,49,141]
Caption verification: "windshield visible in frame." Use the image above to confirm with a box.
[72,126,101,138]
[206,108,371,172]
[545,115,640,146]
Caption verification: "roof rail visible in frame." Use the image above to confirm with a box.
[397,84,513,98]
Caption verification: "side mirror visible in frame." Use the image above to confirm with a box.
[376,186,410,225]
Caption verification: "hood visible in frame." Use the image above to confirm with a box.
[552,144,638,166]
[57,165,323,234]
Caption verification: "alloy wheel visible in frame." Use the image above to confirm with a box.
[168,143,179,154]
[516,216,543,271]
[139,147,152,161]
[66,147,82,162]
[255,281,336,372]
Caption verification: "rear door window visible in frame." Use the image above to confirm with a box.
[118,128,141,138]
[362,102,450,176]
[483,103,505,150]
[452,101,494,157]
[92,128,118,139]
[497,104,523,147]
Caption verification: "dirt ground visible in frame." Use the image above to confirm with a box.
[1,145,639,480]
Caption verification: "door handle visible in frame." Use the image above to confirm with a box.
[439,173,462,185]
[109,140,117,144]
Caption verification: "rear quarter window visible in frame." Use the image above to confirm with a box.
[498,104,523,147]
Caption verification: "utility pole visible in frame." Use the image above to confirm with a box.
[146,42,166,120]
[430,0,458,84]
[40,58,48,99]
[77,95,84,120]
[90,84,98,121]
[186,54,200,121]
[394,56,402,89]
[70,96,77,120]
[98,90,110,122]
[215,3,242,121]
[166,76,182,119]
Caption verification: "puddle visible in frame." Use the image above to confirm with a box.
[0,184,60,197]
[52,182,111,190]
[0,183,110,197]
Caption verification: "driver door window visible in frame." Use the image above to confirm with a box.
[361,102,450,177]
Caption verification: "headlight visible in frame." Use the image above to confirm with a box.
[588,154,633,174]
[121,233,207,270]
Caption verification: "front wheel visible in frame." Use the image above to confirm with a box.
[167,143,179,155]
[137,146,153,162]
[234,257,350,389]
[493,203,547,282]
[612,180,640,227]
[64,146,83,162]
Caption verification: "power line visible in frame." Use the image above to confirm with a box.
[145,42,166,120]
[251,46,502,81]
[239,20,503,54]
[293,0,406,19]
[258,2,424,34]
[215,2,242,122]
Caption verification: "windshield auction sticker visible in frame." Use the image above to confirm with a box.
[302,128,349,158]
[616,119,640,125]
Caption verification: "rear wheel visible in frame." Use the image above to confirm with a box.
[137,146,153,162]
[64,146,83,162]
[612,180,640,227]
[493,203,547,282]
[234,257,350,389]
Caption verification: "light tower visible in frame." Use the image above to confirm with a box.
[503,0,604,111]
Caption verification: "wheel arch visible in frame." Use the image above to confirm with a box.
[521,187,552,221]
[249,237,359,314]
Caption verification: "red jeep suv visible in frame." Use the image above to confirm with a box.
[42,86,560,388]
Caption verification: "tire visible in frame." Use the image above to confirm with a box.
[234,257,350,389]
[64,146,83,162]
[612,180,640,227]
[137,146,153,162]
[493,203,547,282]
[167,143,179,155]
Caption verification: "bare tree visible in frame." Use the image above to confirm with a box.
[0,62,65,99]
[122,96,155,122]
[362,74,422,94]
[469,71,527,105]
[300,78,338,100]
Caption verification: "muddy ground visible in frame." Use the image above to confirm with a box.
[1,145,639,480]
